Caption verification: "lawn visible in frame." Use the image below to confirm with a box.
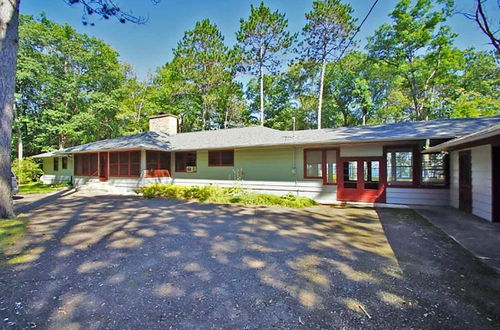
[0,219,27,251]
[18,182,70,195]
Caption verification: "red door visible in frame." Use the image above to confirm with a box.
[337,157,386,203]
[459,150,472,213]
[99,152,108,181]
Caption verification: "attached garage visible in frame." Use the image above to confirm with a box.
[425,124,500,222]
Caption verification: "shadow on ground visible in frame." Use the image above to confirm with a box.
[1,195,499,329]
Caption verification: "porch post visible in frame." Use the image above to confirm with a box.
[140,150,147,177]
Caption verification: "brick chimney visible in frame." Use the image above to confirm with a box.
[149,114,178,135]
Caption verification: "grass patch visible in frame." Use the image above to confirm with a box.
[138,184,316,208]
[18,182,70,194]
[0,219,27,251]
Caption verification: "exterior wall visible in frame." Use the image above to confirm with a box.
[171,178,337,204]
[40,157,73,184]
[448,145,492,221]
[340,144,383,157]
[386,188,449,206]
[471,145,492,221]
[171,147,335,202]
[74,174,172,194]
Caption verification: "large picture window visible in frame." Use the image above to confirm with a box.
[175,152,197,172]
[208,150,234,167]
[109,151,140,177]
[304,150,323,178]
[421,153,446,185]
[146,151,171,177]
[74,153,98,176]
[304,148,338,184]
[386,149,413,184]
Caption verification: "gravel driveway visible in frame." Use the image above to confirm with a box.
[1,194,499,329]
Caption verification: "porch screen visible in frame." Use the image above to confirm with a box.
[146,151,171,177]
[109,151,141,177]
[74,153,98,176]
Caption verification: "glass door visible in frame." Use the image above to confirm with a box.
[338,157,385,203]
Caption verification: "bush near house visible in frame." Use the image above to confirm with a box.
[11,158,43,184]
[138,184,316,208]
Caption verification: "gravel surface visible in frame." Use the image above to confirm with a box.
[1,194,499,329]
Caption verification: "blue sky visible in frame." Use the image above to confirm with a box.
[21,0,498,80]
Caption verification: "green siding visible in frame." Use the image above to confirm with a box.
[172,147,311,182]
[42,157,73,176]
[173,151,235,180]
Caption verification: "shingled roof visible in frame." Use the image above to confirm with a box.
[34,115,500,156]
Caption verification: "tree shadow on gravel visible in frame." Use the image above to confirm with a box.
[0,195,498,329]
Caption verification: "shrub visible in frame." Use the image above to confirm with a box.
[12,158,43,184]
[137,184,316,208]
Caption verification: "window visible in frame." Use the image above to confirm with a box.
[109,151,141,177]
[363,160,380,190]
[387,149,413,184]
[304,148,338,184]
[304,150,323,178]
[175,152,197,172]
[146,151,171,177]
[53,158,59,171]
[74,153,98,176]
[343,161,358,189]
[208,150,234,166]
[422,153,446,185]
[62,157,67,170]
[325,150,337,184]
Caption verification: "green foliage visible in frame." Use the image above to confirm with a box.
[138,184,316,208]
[15,14,125,155]
[149,19,246,131]
[18,182,70,194]
[11,158,43,184]
[367,0,463,121]
[237,2,296,124]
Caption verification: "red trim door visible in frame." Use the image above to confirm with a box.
[337,157,386,203]
[99,152,108,181]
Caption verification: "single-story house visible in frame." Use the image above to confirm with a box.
[33,114,500,222]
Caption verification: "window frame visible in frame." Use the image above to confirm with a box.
[62,157,68,170]
[208,150,234,167]
[108,150,141,178]
[303,148,339,185]
[74,153,99,177]
[383,144,449,188]
[53,157,59,171]
[421,152,448,186]
[175,151,197,173]
[385,146,416,186]
[146,150,171,177]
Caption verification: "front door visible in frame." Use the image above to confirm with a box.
[338,157,386,203]
[99,152,108,181]
[459,150,472,213]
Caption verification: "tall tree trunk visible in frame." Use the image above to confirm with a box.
[259,61,264,127]
[317,57,327,130]
[201,103,207,131]
[0,0,20,219]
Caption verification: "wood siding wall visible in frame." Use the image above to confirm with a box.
[471,145,492,221]
[386,187,449,206]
